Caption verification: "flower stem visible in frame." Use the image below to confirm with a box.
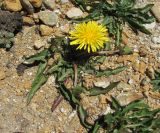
[73,62,78,87]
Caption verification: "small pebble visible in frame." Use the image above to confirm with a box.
[66,7,83,19]
[94,81,110,88]
[43,0,56,10]
[38,11,58,26]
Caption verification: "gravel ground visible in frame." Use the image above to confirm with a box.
[0,0,160,133]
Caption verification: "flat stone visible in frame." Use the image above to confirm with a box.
[116,92,144,106]
[38,11,58,26]
[151,3,160,22]
[43,0,56,10]
[29,0,42,8]
[39,24,54,36]
[3,0,22,12]
[94,81,110,88]
[66,7,83,18]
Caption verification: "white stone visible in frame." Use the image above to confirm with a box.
[143,22,156,29]
[152,36,160,44]
[94,81,110,88]
[47,75,55,85]
[66,7,83,18]
[61,0,69,3]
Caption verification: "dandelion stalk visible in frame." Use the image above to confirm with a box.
[73,62,78,87]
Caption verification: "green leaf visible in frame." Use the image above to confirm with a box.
[77,105,92,129]
[72,0,87,11]
[120,46,133,55]
[58,68,73,82]
[121,100,149,115]
[89,82,119,96]
[96,66,127,77]
[91,121,100,133]
[23,49,49,64]
[110,96,122,110]
[104,113,116,124]
[138,4,154,14]
[72,86,84,99]
[27,62,48,104]
[126,18,151,34]
[115,0,135,9]
[151,70,160,91]
[115,23,122,46]
[59,84,80,105]
[95,56,106,64]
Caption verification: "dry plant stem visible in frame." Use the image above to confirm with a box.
[51,95,63,112]
[91,50,120,56]
[73,62,78,87]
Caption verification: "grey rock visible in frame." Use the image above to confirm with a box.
[66,7,83,18]
[43,0,56,10]
[20,0,34,14]
[38,10,58,26]
[152,36,160,44]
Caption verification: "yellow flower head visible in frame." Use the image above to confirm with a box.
[69,21,109,53]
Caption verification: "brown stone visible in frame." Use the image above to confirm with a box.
[151,2,160,22]
[99,95,107,104]
[133,61,147,74]
[23,16,35,25]
[139,46,148,57]
[139,61,147,74]
[0,69,6,80]
[23,81,32,89]
[3,0,22,11]
[39,25,54,36]
[117,53,138,63]
[122,32,128,45]
[29,0,42,8]
[116,92,144,106]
